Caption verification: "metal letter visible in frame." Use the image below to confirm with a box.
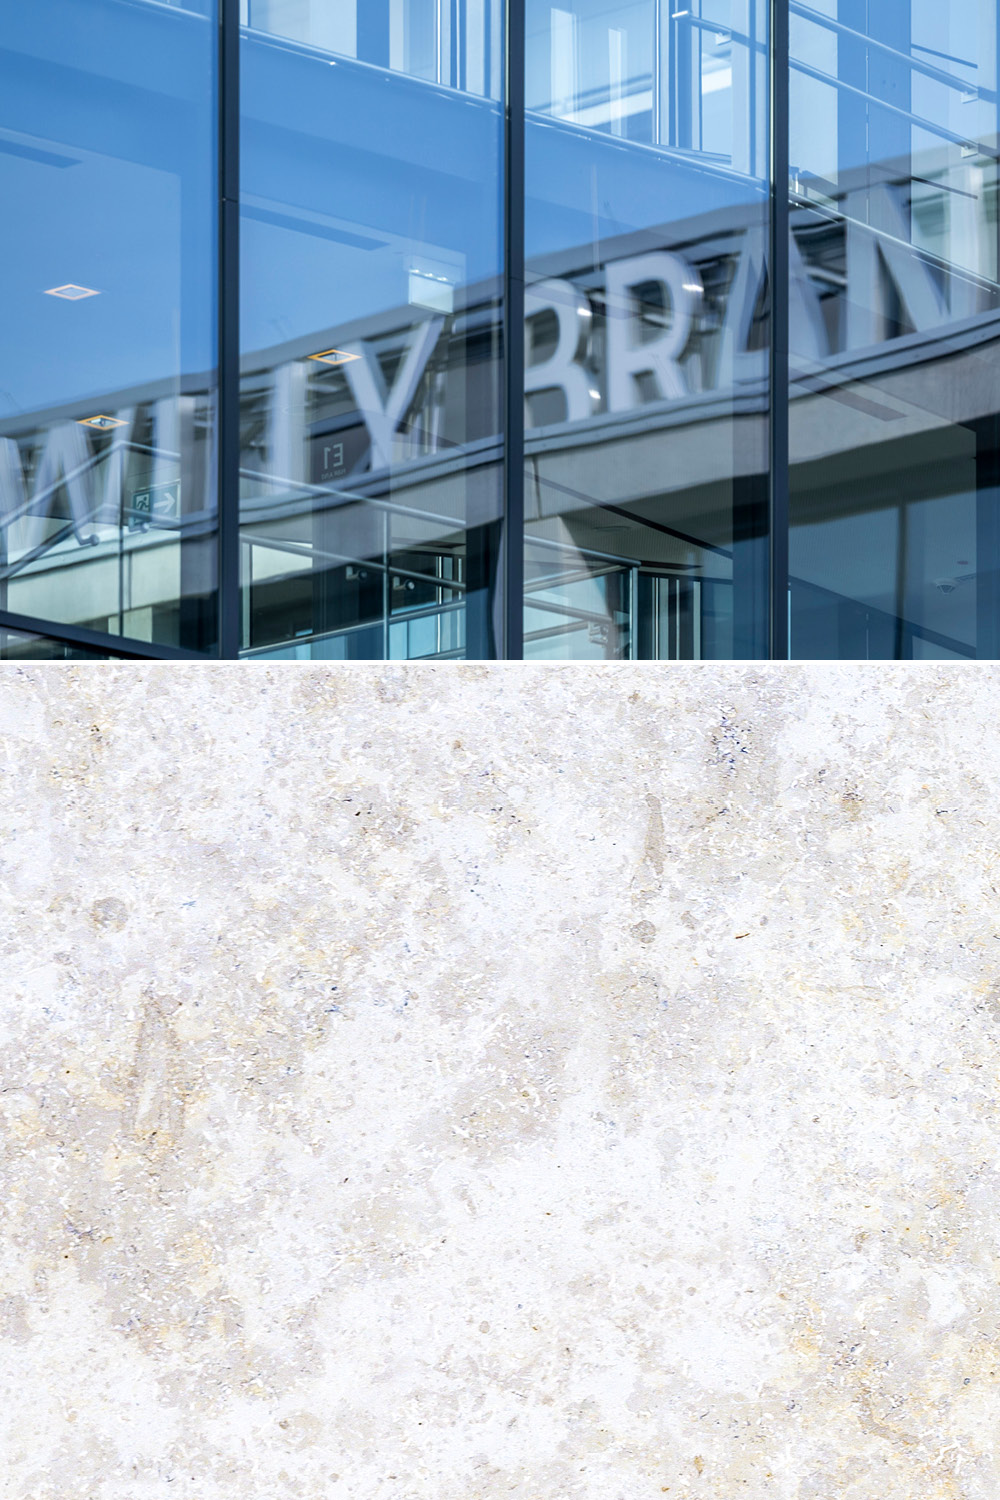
[846,183,948,349]
[28,423,99,545]
[264,364,308,493]
[341,318,444,471]
[605,251,701,410]
[524,277,596,426]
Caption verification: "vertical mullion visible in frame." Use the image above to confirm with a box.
[503,0,525,659]
[976,416,1000,660]
[769,0,790,659]
[218,0,241,658]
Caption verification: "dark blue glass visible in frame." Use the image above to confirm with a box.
[0,0,219,650]
[0,628,115,660]
[239,2,504,659]
[788,0,1000,658]
[523,0,771,659]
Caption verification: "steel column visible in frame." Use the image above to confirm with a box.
[502,0,525,658]
[218,0,241,657]
[769,0,790,658]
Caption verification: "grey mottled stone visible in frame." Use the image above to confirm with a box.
[0,663,998,1499]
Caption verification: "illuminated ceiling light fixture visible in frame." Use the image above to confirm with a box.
[307,348,360,366]
[45,284,100,300]
[77,414,126,430]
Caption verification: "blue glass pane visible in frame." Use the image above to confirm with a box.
[788,0,1000,659]
[0,0,219,651]
[524,0,771,659]
[239,4,504,659]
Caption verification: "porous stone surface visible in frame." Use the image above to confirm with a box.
[1,663,999,1499]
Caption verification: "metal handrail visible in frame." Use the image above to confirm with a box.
[239,596,466,657]
[790,54,997,159]
[240,528,466,592]
[790,1,993,102]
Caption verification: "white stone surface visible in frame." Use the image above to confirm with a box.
[1,663,999,1498]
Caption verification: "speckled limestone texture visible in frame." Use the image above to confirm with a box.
[3,665,1000,1499]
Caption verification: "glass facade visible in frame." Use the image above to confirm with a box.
[524,0,770,658]
[2,0,998,659]
[0,0,219,652]
[239,1,504,659]
[788,0,1000,659]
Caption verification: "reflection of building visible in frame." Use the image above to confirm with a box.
[1,0,998,659]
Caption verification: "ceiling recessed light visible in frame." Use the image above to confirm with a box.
[77,414,126,430]
[45,283,100,300]
[307,347,360,366]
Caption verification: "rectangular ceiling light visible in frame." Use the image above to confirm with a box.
[45,284,100,300]
[409,270,454,313]
[307,348,360,366]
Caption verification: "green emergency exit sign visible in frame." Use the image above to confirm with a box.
[128,480,180,531]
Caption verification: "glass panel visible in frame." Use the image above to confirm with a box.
[0,0,219,652]
[789,0,1000,659]
[239,4,504,658]
[524,0,770,659]
[243,0,502,98]
[0,629,116,660]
